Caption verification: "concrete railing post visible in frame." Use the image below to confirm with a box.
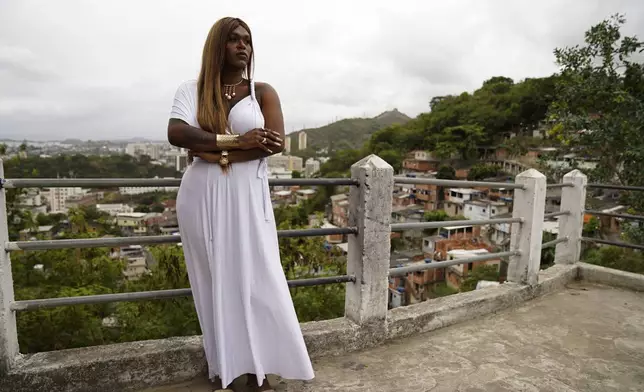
[555,170,587,264]
[508,169,546,285]
[0,160,19,373]
[345,155,393,327]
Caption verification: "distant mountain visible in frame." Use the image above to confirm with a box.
[289,109,411,153]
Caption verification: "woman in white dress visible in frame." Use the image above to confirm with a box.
[167,17,314,392]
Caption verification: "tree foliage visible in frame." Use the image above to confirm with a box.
[460,265,500,292]
[548,14,644,244]
[4,154,180,179]
[547,14,644,185]
[321,73,558,173]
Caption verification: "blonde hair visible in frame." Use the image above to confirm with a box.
[197,17,253,135]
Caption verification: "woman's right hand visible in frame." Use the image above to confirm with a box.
[237,128,282,152]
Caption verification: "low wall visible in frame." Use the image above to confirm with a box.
[0,264,579,392]
[577,262,644,292]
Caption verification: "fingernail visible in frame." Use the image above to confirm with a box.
[277,138,282,142]
[267,149,273,153]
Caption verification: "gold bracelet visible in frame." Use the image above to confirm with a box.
[216,134,240,148]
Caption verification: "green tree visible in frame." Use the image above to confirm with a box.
[584,246,644,275]
[436,165,456,180]
[422,210,465,236]
[540,231,557,268]
[276,208,346,322]
[460,265,500,292]
[114,245,200,342]
[467,164,504,181]
[547,14,644,245]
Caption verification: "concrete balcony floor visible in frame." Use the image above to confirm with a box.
[146,283,644,392]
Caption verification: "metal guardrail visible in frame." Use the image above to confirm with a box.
[389,251,519,277]
[544,211,569,219]
[587,183,644,192]
[6,227,358,251]
[1,177,359,188]
[391,217,522,232]
[584,210,644,222]
[541,237,568,250]
[393,177,525,190]
[546,182,574,189]
[11,275,356,311]
[581,237,644,251]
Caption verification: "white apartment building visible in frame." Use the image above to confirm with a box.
[267,154,303,172]
[45,187,86,213]
[298,132,307,150]
[125,143,162,160]
[283,136,291,154]
[305,159,320,177]
[444,188,484,217]
[463,199,510,221]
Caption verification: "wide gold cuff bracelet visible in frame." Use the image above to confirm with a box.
[216,134,240,148]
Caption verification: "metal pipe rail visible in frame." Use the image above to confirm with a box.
[5,227,359,251]
[393,177,525,190]
[544,211,569,219]
[1,177,359,188]
[584,210,644,222]
[390,217,522,232]
[587,183,644,192]
[10,275,356,311]
[541,237,568,250]
[581,237,644,251]
[546,182,574,189]
[388,251,519,277]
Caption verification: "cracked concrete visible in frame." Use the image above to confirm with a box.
[149,283,644,392]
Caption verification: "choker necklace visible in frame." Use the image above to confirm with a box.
[223,78,244,100]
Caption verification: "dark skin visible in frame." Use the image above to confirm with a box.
[169,25,281,392]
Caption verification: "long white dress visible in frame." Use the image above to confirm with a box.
[171,80,315,387]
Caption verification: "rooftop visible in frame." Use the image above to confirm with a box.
[449,188,482,194]
[146,282,644,392]
[464,198,507,207]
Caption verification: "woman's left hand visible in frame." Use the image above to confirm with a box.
[192,151,220,163]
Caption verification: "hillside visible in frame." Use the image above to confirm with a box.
[289,109,411,153]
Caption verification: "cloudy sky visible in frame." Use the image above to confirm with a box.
[1,0,643,141]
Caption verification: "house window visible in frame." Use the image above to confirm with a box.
[469,206,472,211]
[483,208,486,213]
[492,209,496,214]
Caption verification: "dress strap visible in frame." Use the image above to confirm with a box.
[250,79,256,101]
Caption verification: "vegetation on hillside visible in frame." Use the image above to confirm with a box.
[313,74,559,179]
[4,154,181,179]
[290,109,411,157]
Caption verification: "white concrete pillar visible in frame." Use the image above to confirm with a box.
[508,169,547,285]
[345,155,393,326]
[0,160,18,373]
[555,170,587,264]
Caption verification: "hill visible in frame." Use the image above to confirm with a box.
[289,109,411,153]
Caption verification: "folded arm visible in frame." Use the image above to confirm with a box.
[192,149,265,164]
[193,82,285,164]
[168,119,230,152]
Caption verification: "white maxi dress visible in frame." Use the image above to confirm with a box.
[170,80,314,387]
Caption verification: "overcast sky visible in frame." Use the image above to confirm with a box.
[1,0,643,141]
